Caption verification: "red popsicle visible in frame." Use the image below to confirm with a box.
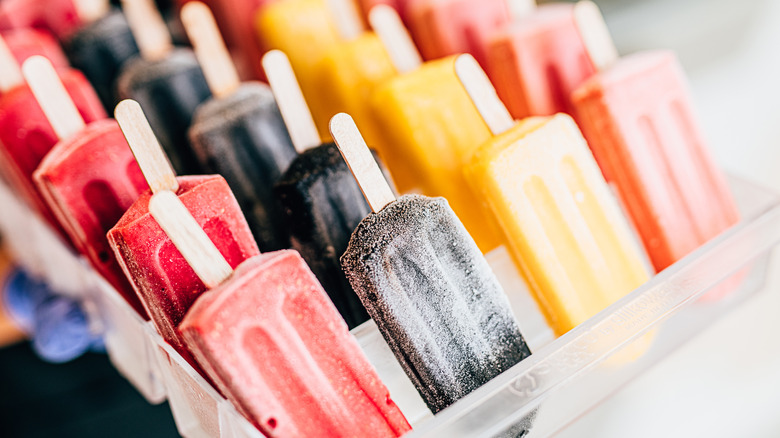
[0,0,86,37]
[108,99,260,367]
[0,0,45,32]
[24,56,148,316]
[570,1,739,273]
[1,28,69,72]
[0,43,106,244]
[149,191,410,437]
[486,1,597,119]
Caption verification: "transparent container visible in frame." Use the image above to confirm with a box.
[0,174,777,437]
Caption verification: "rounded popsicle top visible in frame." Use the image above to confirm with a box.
[329,113,395,213]
[262,50,321,153]
[180,1,241,99]
[114,99,179,193]
[574,0,618,72]
[368,4,421,75]
[121,0,173,61]
[454,54,514,136]
[73,0,110,24]
[148,190,234,289]
[21,56,86,140]
[0,34,23,92]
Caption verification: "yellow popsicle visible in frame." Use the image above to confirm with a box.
[255,0,341,140]
[467,113,650,335]
[313,33,395,147]
[368,55,503,253]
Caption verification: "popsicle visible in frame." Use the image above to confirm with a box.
[255,0,360,140]
[40,0,85,39]
[334,113,531,413]
[117,0,211,174]
[0,0,83,39]
[1,28,69,72]
[0,45,106,243]
[405,0,510,68]
[458,54,649,335]
[64,4,140,111]
[368,27,501,252]
[200,0,271,79]
[309,5,400,143]
[182,2,296,251]
[265,50,394,329]
[151,192,410,437]
[23,56,147,316]
[0,0,44,32]
[108,99,259,365]
[570,1,739,273]
[486,0,597,120]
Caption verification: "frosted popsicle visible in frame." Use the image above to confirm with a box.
[334,113,531,413]
[108,99,259,365]
[150,191,410,437]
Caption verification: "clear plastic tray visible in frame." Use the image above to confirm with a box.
[0,174,777,438]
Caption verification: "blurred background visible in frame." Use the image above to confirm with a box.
[1,0,779,436]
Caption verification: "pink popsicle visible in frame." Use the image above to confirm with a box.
[573,50,739,272]
[570,3,739,275]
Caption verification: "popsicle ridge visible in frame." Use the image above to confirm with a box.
[149,190,234,288]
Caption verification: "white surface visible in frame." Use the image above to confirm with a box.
[559,0,780,436]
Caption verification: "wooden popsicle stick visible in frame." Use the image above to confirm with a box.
[180,2,240,99]
[114,99,180,193]
[325,0,364,41]
[262,50,320,154]
[0,35,23,92]
[454,54,514,136]
[121,0,173,61]
[369,4,421,74]
[73,0,110,24]
[149,190,233,289]
[21,56,86,140]
[508,0,537,22]
[574,0,618,72]
[329,113,395,213]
